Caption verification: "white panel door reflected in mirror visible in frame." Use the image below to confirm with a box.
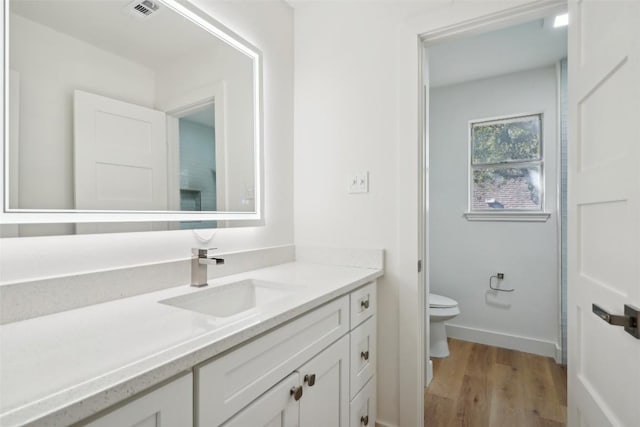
[6,0,259,217]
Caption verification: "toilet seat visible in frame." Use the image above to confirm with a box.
[429,293,457,309]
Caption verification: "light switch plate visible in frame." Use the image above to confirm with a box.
[349,172,369,194]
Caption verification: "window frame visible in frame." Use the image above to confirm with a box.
[465,112,550,222]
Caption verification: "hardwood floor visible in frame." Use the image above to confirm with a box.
[425,339,567,427]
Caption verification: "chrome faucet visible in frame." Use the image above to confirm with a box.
[191,248,225,287]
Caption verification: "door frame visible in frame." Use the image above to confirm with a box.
[163,81,228,214]
[417,0,567,394]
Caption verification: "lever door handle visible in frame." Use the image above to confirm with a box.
[592,304,639,339]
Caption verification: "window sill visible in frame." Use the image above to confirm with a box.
[463,211,551,222]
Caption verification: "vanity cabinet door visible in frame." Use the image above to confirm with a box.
[298,335,350,427]
[84,373,192,427]
[222,373,300,427]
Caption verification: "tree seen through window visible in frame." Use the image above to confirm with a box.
[470,114,543,211]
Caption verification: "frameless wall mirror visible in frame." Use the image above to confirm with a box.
[2,0,262,235]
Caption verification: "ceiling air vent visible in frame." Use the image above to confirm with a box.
[125,0,160,20]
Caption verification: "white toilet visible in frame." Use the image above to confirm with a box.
[429,293,460,358]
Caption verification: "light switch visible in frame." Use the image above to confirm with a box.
[349,174,360,193]
[348,172,369,194]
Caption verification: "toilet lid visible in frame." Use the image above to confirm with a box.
[429,293,457,308]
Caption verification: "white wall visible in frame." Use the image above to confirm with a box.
[9,13,156,211]
[429,66,560,356]
[0,1,294,283]
[293,1,565,426]
[293,4,409,424]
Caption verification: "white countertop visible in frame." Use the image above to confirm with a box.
[0,262,382,427]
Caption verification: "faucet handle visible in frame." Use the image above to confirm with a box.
[192,248,218,258]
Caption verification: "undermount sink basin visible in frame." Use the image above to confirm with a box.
[159,279,297,319]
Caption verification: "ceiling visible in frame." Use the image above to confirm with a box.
[11,1,566,90]
[10,0,232,70]
[428,18,568,88]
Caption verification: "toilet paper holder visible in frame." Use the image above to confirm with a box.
[489,273,514,292]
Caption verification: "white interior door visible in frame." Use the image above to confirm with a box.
[74,90,167,212]
[568,1,640,426]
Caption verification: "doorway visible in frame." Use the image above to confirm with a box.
[420,7,568,426]
[165,83,227,229]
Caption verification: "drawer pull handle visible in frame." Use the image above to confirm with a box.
[304,374,316,386]
[361,351,370,361]
[290,386,303,401]
[361,299,370,309]
[361,415,369,425]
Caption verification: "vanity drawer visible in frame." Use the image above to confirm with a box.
[195,295,349,426]
[350,377,376,427]
[350,315,376,398]
[350,282,376,328]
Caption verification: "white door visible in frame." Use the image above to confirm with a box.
[222,373,300,427]
[74,90,167,211]
[568,1,640,426]
[298,335,350,427]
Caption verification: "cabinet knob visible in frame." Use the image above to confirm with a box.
[361,415,369,425]
[361,299,370,309]
[290,386,303,401]
[304,373,316,386]
[361,351,370,361]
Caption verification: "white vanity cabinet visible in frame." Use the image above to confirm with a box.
[348,282,376,427]
[221,373,300,427]
[76,282,377,427]
[195,296,350,426]
[197,281,377,427]
[298,335,350,426]
[222,336,350,427]
[83,373,192,427]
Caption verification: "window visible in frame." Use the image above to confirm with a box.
[468,114,546,218]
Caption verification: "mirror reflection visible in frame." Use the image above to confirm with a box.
[7,0,258,217]
[179,104,218,212]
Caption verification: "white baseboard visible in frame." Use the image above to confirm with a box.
[445,324,558,358]
[376,421,398,427]
[426,359,433,386]
[555,343,563,363]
